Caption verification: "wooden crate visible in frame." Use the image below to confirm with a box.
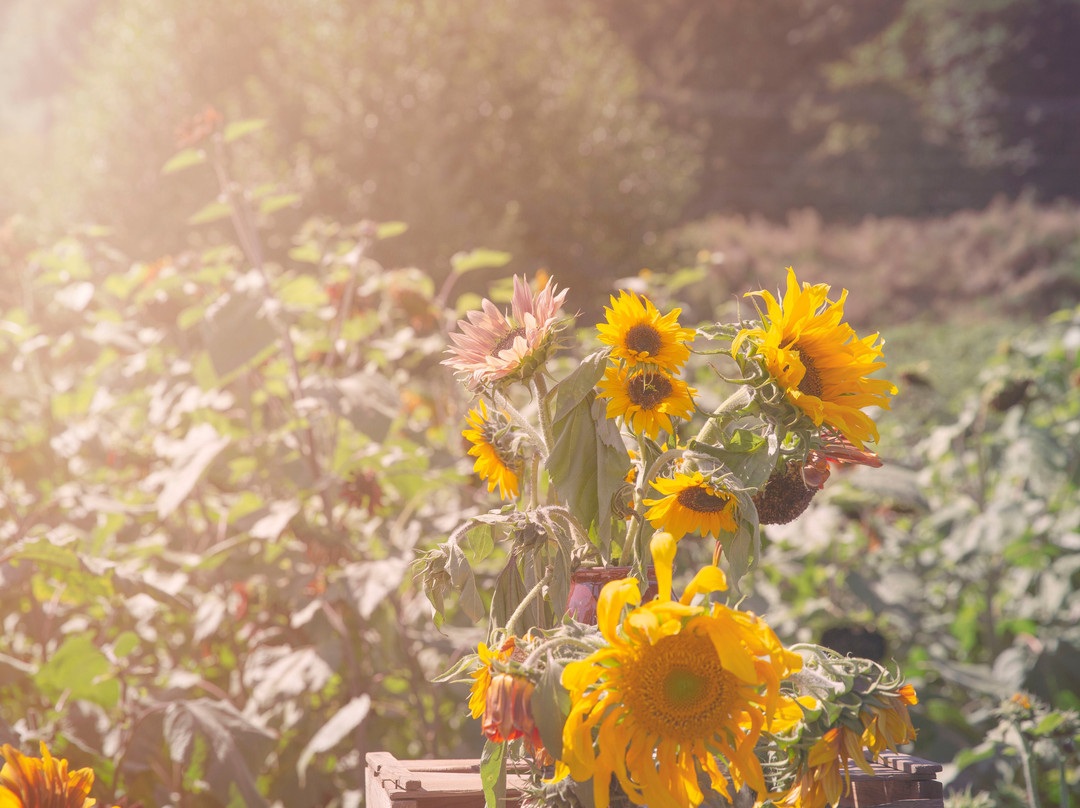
[841,751,944,808]
[365,753,528,808]
[366,750,943,808]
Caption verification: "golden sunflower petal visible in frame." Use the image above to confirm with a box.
[679,565,728,605]
[596,578,640,641]
[649,531,677,602]
[695,617,758,683]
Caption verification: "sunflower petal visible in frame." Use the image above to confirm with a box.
[679,565,728,604]
[649,531,677,602]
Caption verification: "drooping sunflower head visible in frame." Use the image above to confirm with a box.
[482,671,551,764]
[777,725,866,808]
[751,459,820,526]
[596,290,696,371]
[468,637,517,719]
[644,471,738,541]
[0,743,97,808]
[859,684,918,756]
[558,570,803,808]
[732,268,897,448]
[463,401,522,500]
[444,275,569,389]
[596,366,696,440]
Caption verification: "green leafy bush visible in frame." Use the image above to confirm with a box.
[0,128,493,806]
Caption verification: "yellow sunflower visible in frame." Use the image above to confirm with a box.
[468,637,516,719]
[558,544,803,808]
[777,725,868,808]
[597,366,695,440]
[732,267,897,448]
[0,743,98,808]
[644,471,738,540]
[860,684,917,756]
[597,290,696,371]
[463,401,521,500]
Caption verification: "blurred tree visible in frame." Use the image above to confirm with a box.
[833,0,1080,205]
[587,0,1080,220]
[19,0,699,291]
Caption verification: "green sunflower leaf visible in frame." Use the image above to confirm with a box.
[480,739,507,808]
[533,654,568,760]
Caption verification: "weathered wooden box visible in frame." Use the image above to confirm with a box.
[365,750,943,808]
[840,751,944,808]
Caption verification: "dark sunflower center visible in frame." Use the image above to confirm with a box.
[676,484,729,513]
[624,323,663,357]
[490,327,527,357]
[625,632,734,741]
[796,351,823,398]
[626,372,673,410]
[751,460,816,525]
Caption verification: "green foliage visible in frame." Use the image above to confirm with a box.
[747,300,1080,805]
[0,136,488,806]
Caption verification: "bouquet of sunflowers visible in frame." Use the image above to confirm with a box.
[418,270,918,808]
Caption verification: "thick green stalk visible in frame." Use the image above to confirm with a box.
[506,567,553,635]
[694,386,755,446]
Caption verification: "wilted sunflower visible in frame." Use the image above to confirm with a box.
[733,268,897,448]
[597,290,696,371]
[463,401,521,500]
[777,725,868,808]
[557,550,803,808]
[597,366,695,440]
[468,637,517,720]
[0,743,98,808]
[860,684,918,756]
[444,275,568,388]
[644,471,738,540]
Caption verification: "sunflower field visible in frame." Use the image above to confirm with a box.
[2,103,1080,808]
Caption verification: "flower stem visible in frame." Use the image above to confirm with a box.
[695,386,755,445]
[523,636,602,668]
[506,567,553,635]
[494,390,547,455]
[1014,722,1043,808]
[533,375,554,458]
[529,453,541,509]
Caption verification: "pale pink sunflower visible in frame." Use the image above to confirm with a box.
[444,276,568,388]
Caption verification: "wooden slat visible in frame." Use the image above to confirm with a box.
[366,752,527,806]
[367,751,943,808]
[874,751,944,775]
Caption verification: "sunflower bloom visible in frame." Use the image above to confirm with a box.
[0,743,98,808]
[644,471,738,540]
[463,401,521,500]
[597,290,696,371]
[860,684,917,756]
[468,637,517,719]
[597,366,695,440]
[778,725,868,808]
[733,268,897,448]
[444,275,568,388]
[559,562,803,808]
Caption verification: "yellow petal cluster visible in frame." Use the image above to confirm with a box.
[558,562,802,808]
[597,290,696,371]
[733,268,896,448]
[468,637,516,719]
[644,471,738,541]
[0,743,98,808]
[463,401,520,500]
